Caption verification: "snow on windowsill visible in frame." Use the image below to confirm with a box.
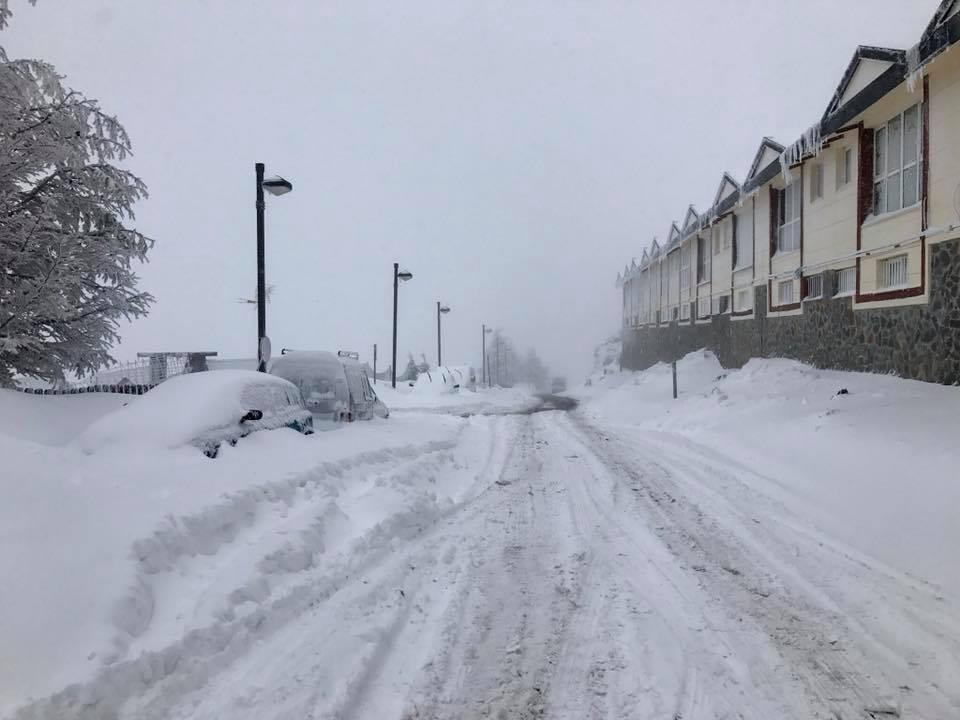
[861,202,921,230]
[772,249,800,260]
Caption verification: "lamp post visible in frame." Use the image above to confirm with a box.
[392,263,413,388]
[437,301,451,366]
[255,162,293,372]
[482,324,493,387]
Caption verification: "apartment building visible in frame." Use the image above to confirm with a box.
[617,1,960,385]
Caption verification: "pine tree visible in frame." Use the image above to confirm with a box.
[0,19,155,386]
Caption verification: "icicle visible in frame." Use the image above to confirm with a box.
[779,123,822,183]
[906,44,922,94]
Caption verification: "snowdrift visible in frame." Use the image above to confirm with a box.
[578,351,960,599]
[0,385,474,716]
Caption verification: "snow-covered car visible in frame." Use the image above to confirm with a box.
[269,350,389,422]
[77,370,313,458]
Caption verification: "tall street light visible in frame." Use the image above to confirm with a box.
[482,324,493,387]
[437,301,451,366]
[255,162,293,372]
[392,263,413,388]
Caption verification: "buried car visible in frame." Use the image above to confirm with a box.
[269,350,389,422]
[77,370,313,458]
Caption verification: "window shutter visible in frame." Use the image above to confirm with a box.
[858,127,875,225]
[769,186,778,257]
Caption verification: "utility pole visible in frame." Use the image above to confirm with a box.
[255,163,266,372]
[436,301,450,367]
[392,264,399,388]
[391,264,413,388]
[373,343,377,384]
[254,163,292,372]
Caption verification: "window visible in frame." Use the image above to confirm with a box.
[680,303,690,320]
[837,147,853,189]
[735,209,753,268]
[836,267,856,295]
[698,295,710,318]
[712,294,729,314]
[810,163,824,201]
[668,251,680,296]
[722,222,731,250]
[777,279,795,305]
[680,244,691,289]
[713,228,721,256]
[804,274,823,299]
[736,288,753,312]
[777,180,802,252]
[696,236,709,283]
[877,254,908,289]
[873,104,921,216]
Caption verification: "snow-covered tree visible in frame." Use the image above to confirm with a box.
[0,0,35,32]
[0,32,155,386]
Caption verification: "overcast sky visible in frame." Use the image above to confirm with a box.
[1,1,934,381]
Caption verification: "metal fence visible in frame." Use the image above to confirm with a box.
[16,355,193,395]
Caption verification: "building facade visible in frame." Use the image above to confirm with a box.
[617,1,960,385]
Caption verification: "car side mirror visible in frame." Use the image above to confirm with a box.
[240,409,264,423]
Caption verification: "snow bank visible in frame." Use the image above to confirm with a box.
[0,389,128,446]
[0,401,467,715]
[376,380,537,415]
[578,351,960,599]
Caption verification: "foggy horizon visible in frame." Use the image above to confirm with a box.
[2,0,930,381]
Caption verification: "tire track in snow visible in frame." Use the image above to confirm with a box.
[567,411,960,719]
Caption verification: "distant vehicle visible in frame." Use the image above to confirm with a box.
[551,376,567,393]
[269,350,389,422]
[77,370,313,458]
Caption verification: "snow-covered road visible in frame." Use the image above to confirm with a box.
[14,403,960,719]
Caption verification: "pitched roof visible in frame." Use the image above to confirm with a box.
[923,0,960,40]
[682,205,699,231]
[713,172,741,207]
[745,137,785,183]
[822,46,905,122]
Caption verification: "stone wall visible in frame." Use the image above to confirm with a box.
[622,237,960,385]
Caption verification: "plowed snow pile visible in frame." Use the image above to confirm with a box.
[576,350,960,598]
[0,387,495,716]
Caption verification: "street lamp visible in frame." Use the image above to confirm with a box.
[392,263,413,388]
[255,163,293,372]
[482,324,493,387]
[437,302,451,367]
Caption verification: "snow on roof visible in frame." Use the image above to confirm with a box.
[713,172,741,207]
[822,46,905,122]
